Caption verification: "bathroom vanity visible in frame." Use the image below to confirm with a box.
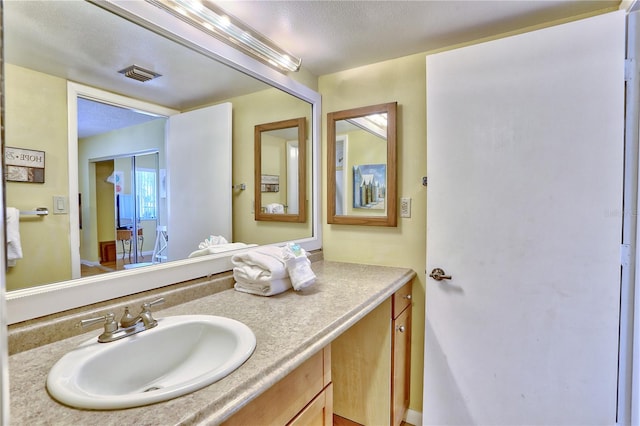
[332,281,412,425]
[8,260,415,425]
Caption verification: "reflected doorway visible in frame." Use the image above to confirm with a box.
[77,97,167,278]
[85,152,159,276]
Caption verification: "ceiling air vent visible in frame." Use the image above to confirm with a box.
[118,65,161,82]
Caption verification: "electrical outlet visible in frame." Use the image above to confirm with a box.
[400,197,411,218]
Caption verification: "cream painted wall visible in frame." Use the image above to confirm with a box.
[229,88,313,246]
[319,53,428,413]
[4,64,72,290]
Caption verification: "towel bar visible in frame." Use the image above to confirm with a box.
[19,207,48,216]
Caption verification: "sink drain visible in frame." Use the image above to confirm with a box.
[143,386,162,392]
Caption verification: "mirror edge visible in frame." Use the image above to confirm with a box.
[327,101,397,227]
[5,0,322,325]
[254,117,307,223]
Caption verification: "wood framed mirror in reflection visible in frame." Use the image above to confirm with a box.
[254,118,307,223]
[327,102,398,227]
[2,0,320,322]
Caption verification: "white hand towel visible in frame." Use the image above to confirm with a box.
[270,203,285,214]
[283,243,316,290]
[285,256,316,290]
[188,242,257,258]
[231,245,287,282]
[5,207,23,267]
[233,277,292,296]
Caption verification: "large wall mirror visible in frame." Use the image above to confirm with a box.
[254,118,307,223]
[3,0,320,324]
[327,102,397,227]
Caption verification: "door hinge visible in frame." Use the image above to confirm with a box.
[625,58,635,82]
[621,243,631,267]
[422,176,428,187]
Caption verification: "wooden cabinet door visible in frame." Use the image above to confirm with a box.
[392,306,411,426]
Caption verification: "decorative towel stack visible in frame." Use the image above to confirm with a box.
[188,235,257,258]
[231,244,316,296]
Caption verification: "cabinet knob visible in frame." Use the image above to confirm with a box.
[396,325,406,333]
[403,294,412,300]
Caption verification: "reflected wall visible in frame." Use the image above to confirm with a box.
[230,88,313,246]
[4,64,71,290]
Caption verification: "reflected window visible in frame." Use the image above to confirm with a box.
[136,168,158,220]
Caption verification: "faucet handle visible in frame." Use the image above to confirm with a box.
[78,313,118,342]
[142,297,165,311]
[138,297,165,329]
[78,312,116,329]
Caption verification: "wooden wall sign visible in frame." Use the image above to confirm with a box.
[4,147,45,183]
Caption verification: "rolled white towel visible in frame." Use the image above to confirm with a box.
[286,256,315,290]
[283,243,316,291]
[231,245,287,282]
[234,277,292,296]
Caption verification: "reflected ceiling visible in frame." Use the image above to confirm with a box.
[4,0,269,111]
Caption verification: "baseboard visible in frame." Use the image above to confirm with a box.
[405,409,422,426]
[80,259,101,267]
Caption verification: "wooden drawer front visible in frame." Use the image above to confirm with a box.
[223,347,329,426]
[392,280,413,319]
[288,383,333,426]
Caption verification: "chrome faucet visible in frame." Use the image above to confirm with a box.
[78,297,165,343]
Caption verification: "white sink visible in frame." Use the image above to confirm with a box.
[46,315,256,410]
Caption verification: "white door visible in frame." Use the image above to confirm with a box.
[287,141,299,214]
[167,103,232,260]
[424,11,625,425]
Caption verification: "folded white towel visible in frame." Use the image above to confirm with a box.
[234,277,292,296]
[198,235,228,249]
[188,242,257,258]
[6,207,22,267]
[283,243,316,290]
[266,203,285,214]
[231,245,287,282]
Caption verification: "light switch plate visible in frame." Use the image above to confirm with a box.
[53,196,68,214]
[400,197,411,218]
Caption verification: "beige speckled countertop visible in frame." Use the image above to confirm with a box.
[9,261,415,425]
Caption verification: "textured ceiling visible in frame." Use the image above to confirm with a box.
[5,0,621,136]
[216,0,621,75]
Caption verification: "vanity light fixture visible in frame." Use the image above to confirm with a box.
[118,65,162,82]
[147,0,302,73]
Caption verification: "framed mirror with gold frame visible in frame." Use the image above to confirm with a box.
[327,102,397,226]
